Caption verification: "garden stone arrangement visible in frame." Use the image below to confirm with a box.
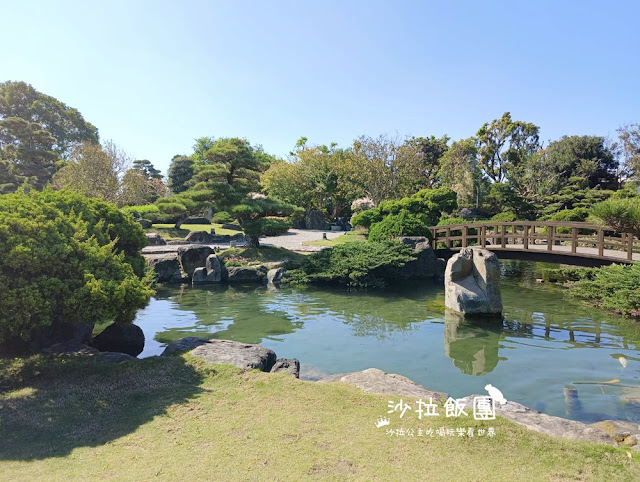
[444,247,503,316]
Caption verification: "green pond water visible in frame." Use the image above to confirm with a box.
[134,260,640,424]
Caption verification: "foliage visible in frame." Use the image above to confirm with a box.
[351,197,375,214]
[487,182,535,218]
[563,264,640,317]
[0,81,98,193]
[368,210,431,242]
[260,218,290,236]
[290,241,415,288]
[132,159,162,179]
[121,204,160,220]
[616,124,640,182]
[231,196,295,246]
[219,246,307,268]
[590,198,640,235]
[167,155,195,194]
[491,211,518,222]
[351,187,457,229]
[0,190,153,343]
[212,211,234,224]
[438,137,485,207]
[52,141,128,205]
[476,112,540,183]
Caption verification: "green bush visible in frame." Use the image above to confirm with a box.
[121,204,160,220]
[590,198,640,236]
[290,241,415,288]
[491,211,517,222]
[368,210,431,242]
[212,211,234,224]
[0,190,154,344]
[351,187,457,229]
[541,207,591,234]
[565,263,640,317]
[261,218,291,236]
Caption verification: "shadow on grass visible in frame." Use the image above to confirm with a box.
[0,354,207,461]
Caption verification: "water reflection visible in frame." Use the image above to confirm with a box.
[444,313,502,376]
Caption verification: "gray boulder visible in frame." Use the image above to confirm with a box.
[590,420,640,447]
[92,323,145,357]
[266,267,286,284]
[270,358,300,378]
[145,233,166,246]
[397,236,441,279]
[320,368,447,402]
[221,223,243,231]
[43,341,98,355]
[457,394,616,446]
[185,230,216,244]
[190,339,277,371]
[178,245,215,278]
[305,210,329,230]
[161,336,209,356]
[227,266,265,283]
[192,254,228,285]
[182,217,211,225]
[136,219,152,228]
[146,254,185,283]
[444,247,502,316]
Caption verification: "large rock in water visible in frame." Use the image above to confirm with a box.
[444,247,502,316]
[226,266,265,283]
[396,236,441,279]
[190,339,277,371]
[192,254,227,285]
[320,368,447,402]
[161,337,209,356]
[178,245,214,278]
[92,323,145,357]
[146,254,185,283]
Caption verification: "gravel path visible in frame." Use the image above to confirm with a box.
[260,229,345,252]
[142,229,345,255]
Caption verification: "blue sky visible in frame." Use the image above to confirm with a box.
[1,0,639,174]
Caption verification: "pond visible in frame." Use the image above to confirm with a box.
[133,260,640,424]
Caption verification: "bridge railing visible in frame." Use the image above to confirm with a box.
[429,221,639,262]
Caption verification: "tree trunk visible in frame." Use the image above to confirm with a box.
[245,234,260,248]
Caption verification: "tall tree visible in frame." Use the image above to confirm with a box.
[52,141,129,205]
[438,138,484,207]
[132,159,162,179]
[476,112,540,183]
[400,135,450,193]
[0,81,99,159]
[616,123,640,182]
[167,155,195,194]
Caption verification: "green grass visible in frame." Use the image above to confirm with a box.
[147,223,243,239]
[304,231,367,247]
[220,246,308,268]
[0,355,638,481]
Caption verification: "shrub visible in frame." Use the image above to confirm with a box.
[541,207,591,234]
[121,204,160,220]
[491,211,517,222]
[565,263,640,317]
[0,190,154,344]
[290,241,415,288]
[261,218,290,236]
[212,211,234,224]
[368,210,431,242]
[351,187,457,229]
[590,198,640,236]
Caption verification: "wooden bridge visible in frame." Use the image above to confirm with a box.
[429,221,640,266]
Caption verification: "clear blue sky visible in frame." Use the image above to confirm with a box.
[2,0,638,174]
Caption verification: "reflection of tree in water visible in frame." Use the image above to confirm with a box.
[153,281,444,345]
[153,285,305,345]
[444,313,502,376]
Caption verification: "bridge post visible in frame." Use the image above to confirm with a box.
[446,227,451,248]
[523,225,529,250]
[598,228,604,257]
[480,225,486,247]
[462,226,468,248]
[547,225,554,251]
[501,225,506,248]
[571,228,577,254]
[628,233,634,261]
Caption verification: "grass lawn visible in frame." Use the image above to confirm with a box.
[304,231,367,247]
[148,223,243,239]
[0,355,638,481]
